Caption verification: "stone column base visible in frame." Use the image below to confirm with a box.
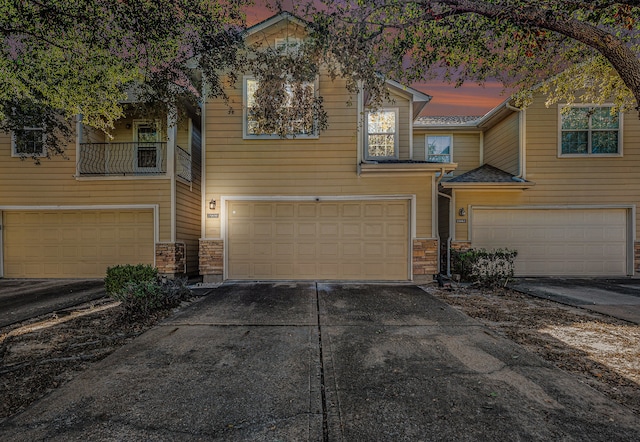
[200,239,224,281]
[155,242,186,277]
[413,239,438,281]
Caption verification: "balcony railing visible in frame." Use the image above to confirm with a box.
[79,142,167,176]
[176,145,192,182]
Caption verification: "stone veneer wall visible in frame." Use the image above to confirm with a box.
[635,242,640,274]
[200,239,224,282]
[155,242,186,276]
[413,239,438,281]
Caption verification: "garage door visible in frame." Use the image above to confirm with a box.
[2,209,154,278]
[227,200,410,280]
[471,208,629,276]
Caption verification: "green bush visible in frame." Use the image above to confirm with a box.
[452,248,518,287]
[105,264,158,297]
[105,265,193,317]
[111,280,167,317]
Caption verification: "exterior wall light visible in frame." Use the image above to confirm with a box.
[209,199,216,210]
[458,208,466,217]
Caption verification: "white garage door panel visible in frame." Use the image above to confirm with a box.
[472,208,628,277]
[227,200,409,280]
[3,210,154,278]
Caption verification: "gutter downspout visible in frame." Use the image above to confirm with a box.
[435,167,450,276]
[506,103,526,180]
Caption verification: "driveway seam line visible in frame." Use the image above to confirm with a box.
[315,282,330,442]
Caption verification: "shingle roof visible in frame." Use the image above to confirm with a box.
[445,164,522,183]
[414,115,481,127]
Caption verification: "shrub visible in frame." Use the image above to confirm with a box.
[111,280,167,317]
[452,248,518,287]
[105,264,158,297]
[160,277,193,305]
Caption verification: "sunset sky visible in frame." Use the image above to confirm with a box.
[245,2,511,117]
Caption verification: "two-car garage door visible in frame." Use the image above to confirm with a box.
[227,199,410,280]
[2,209,154,278]
[471,208,630,276]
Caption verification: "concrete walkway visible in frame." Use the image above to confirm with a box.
[511,278,640,324]
[1,283,639,441]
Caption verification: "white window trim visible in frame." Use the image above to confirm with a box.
[558,104,623,158]
[426,133,453,164]
[11,127,46,157]
[365,107,400,161]
[242,75,320,140]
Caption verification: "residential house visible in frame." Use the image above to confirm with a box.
[430,94,640,277]
[198,12,452,282]
[0,104,202,278]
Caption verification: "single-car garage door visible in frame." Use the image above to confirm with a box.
[227,199,410,280]
[471,208,629,276]
[2,209,154,278]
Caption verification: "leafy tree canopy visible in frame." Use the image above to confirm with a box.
[288,0,640,115]
[1,0,249,157]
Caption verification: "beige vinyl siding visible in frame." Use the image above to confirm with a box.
[454,92,640,240]
[376,91,411,160]
[450,133,481,176]
[412,132,480,174]
[453,191,523,241]
[523,95,640,237]
[484,112,519,175]
[0,133,173,242]
[246,18,307,48]
[204,75,434,240]
[176,125,202,274]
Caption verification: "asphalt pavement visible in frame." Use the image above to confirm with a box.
[1,283,638,441]
[511,278,640,324]
[0,279,105,327]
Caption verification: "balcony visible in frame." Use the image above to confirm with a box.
[78,142,167,177]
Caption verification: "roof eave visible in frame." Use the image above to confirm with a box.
[441,181,535,190]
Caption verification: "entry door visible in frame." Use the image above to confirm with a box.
[134,122,161,173]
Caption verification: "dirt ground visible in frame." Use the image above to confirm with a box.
[1,285,639,421]
[427,285,640,415]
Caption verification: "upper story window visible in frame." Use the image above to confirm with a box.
[560,105,622,156]
[244,77,317,138]
[426,135,452,163]
[365,108,398,160]
[12,127,46,157]
[275,37,302,54]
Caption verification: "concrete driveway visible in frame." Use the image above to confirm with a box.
[1,283,639,441]
[0,279,105,327]
[511,278,640,324]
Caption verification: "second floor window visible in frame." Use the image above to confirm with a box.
[244,77,317,138]
[560,105,621,156]
[12,127,46,157]
[366,109,398,160]
[426,135,452,163]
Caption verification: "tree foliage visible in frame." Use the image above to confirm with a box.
[0,0,248,157]
[293,0,640,115]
